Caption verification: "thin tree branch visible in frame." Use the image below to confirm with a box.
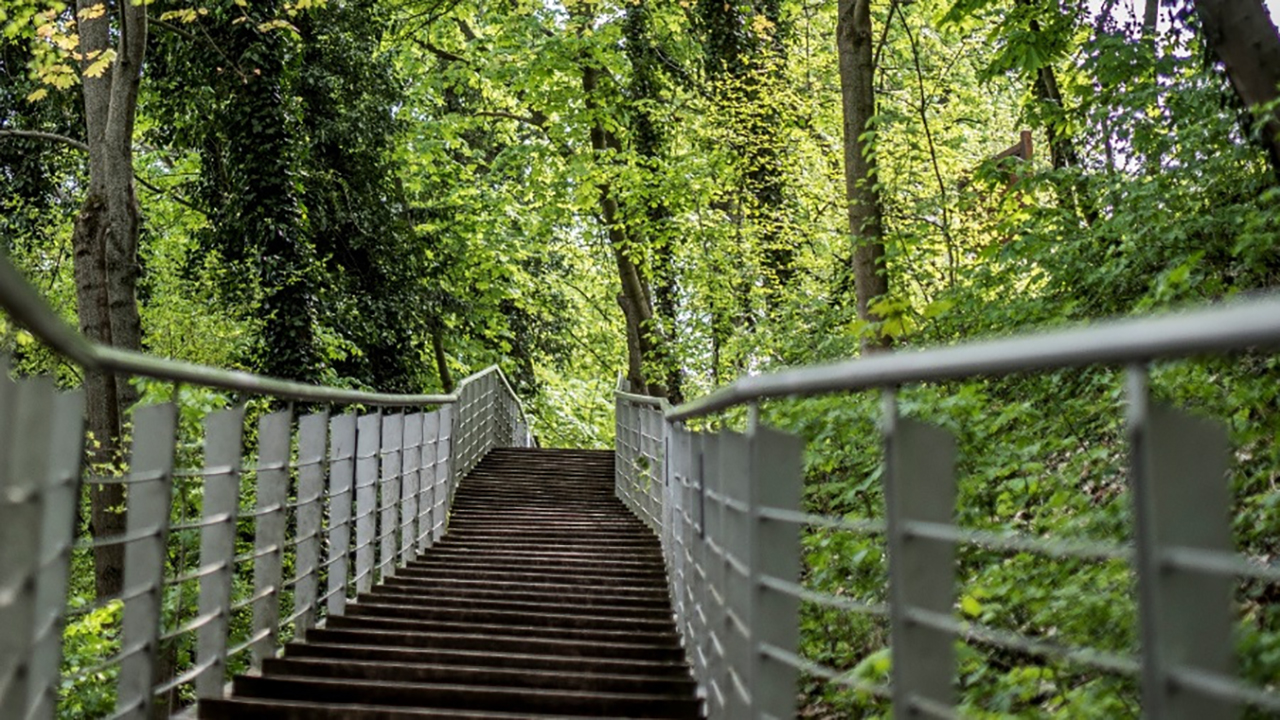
[133,174,205,216]
[899,7,957,288]
[412,37,468,63]
[472,110,545,127]
[0,129,90,152]
[147,15,199,43]
[0,128,203,215]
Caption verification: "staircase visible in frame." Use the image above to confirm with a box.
[200,448,701,719]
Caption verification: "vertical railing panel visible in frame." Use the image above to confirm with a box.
[378,413,403,582]
[437,404,454,529]
[719,431,753,717]
[747,425,803,720]
[401,412,422,566]
[251,409,291,669]
[1128,368,1236,720]
[27,389,85,719]
[701,433,727,718]
[115,403,178,719]
[294,411,328,638]
[0,377,54,719]
[354,412,380,594]
[326,413,357,617]
[884,402,958,714]
[194,407,245,700]
[418,411,439,553]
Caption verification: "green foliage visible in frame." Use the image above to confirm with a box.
[4,0,1280,714]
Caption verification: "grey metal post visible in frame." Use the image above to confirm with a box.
[27,389,85,719]
[251,409,291,670]
[746,426,803,720]
[326,414,357,617]
[294,411,327,638]
[378,413,403,581]
[116,403,178,719]
[719,431,752,717]
[418,411,439,553]
[1127,367,1236,720]
[883,392,959,715]
[0,376,54,720]
[401,412,422,566]
[437,404,455,520]
[195,407,245,700]
[701,433,727,717]
[354,412,381,594]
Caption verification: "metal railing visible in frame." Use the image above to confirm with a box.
[0,254,532,719]
[615,295,1280,719]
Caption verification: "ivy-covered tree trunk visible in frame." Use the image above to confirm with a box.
[73,0,146,600]
[624,1,682,403]
[696,0,793,295]
[220,7,322,382]
[1195,0,1280,178]
[836,0,888,350]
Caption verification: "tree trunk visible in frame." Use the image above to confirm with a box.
[74,0,147,600]
[1195,0,1280,177]
[837,0,888,351]
[431,329,454,393]
[579,37,666,397]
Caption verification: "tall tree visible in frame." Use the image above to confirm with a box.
[837,0,888,349]
[1195,0,1280,178]
[73,0,147,598]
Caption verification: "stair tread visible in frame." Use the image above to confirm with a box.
[204,447,697,720]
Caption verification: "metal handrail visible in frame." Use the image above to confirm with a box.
[0,253,528,411]
[667,294,1280,420]
[615,292,1280,719]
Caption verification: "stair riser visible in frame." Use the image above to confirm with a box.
[284,642,688,677]
[232,676,701,719]
[372,582,673,608]
[403,562,667,581]
[329,614,679,644]
[375,577,669,599]
[303,628,686,661]
[344,603,677,633]
[363,589,675,617]
[261,658,697,695]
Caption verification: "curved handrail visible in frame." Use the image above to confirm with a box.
[666,294,1280,421]
[0,253,524,410]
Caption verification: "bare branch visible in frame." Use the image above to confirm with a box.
[473,110,546,127]
[0,129,90,153]
[147,15,199,43]
[413,37,468,63]
[132,174,206,215]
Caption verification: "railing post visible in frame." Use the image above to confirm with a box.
[418,411,440,552]
[1127,366,1236,720]
[746,425,803,719]
[701,433,727,717]
[116,403,178,719]
[883,391,958,716]
[27,388,85,719]
[438,404,455,514]
[251,409,291,670]
[719,431,752,717]
[354,412,381,594]
[378,412,403,581]
[401,412,422,566]
[0,377,74,720]
[294,411,327,638]
[326,413,357,617]
[194,407,244,701]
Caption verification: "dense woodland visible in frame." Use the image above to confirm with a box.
[4,0,1280,715]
